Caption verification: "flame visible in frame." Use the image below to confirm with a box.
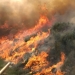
[0,14,65,75]
[34,52,65,75]
[24,52,49,71]
[26,32,49,47]
[14,15,51,39]
[0,15,52,64]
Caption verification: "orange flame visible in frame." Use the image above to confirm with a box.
[0,15,52,64]
[24,52,49,71]
[0,14,65,75]
[34,52,65,75]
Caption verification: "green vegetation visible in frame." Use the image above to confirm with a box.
[0,58,6,69]
[50,22,75,75]
[51,22,75,55]
[51,22,69,33]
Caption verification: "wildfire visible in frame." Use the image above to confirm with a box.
[33,52,65,75]
[14,15,51,39]
[24,52,49,71]
[0,15,52,64]
[0,15,65,75]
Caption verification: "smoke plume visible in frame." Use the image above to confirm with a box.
[0,0,75,37]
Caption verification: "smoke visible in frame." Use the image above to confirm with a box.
[0,0,75,37]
